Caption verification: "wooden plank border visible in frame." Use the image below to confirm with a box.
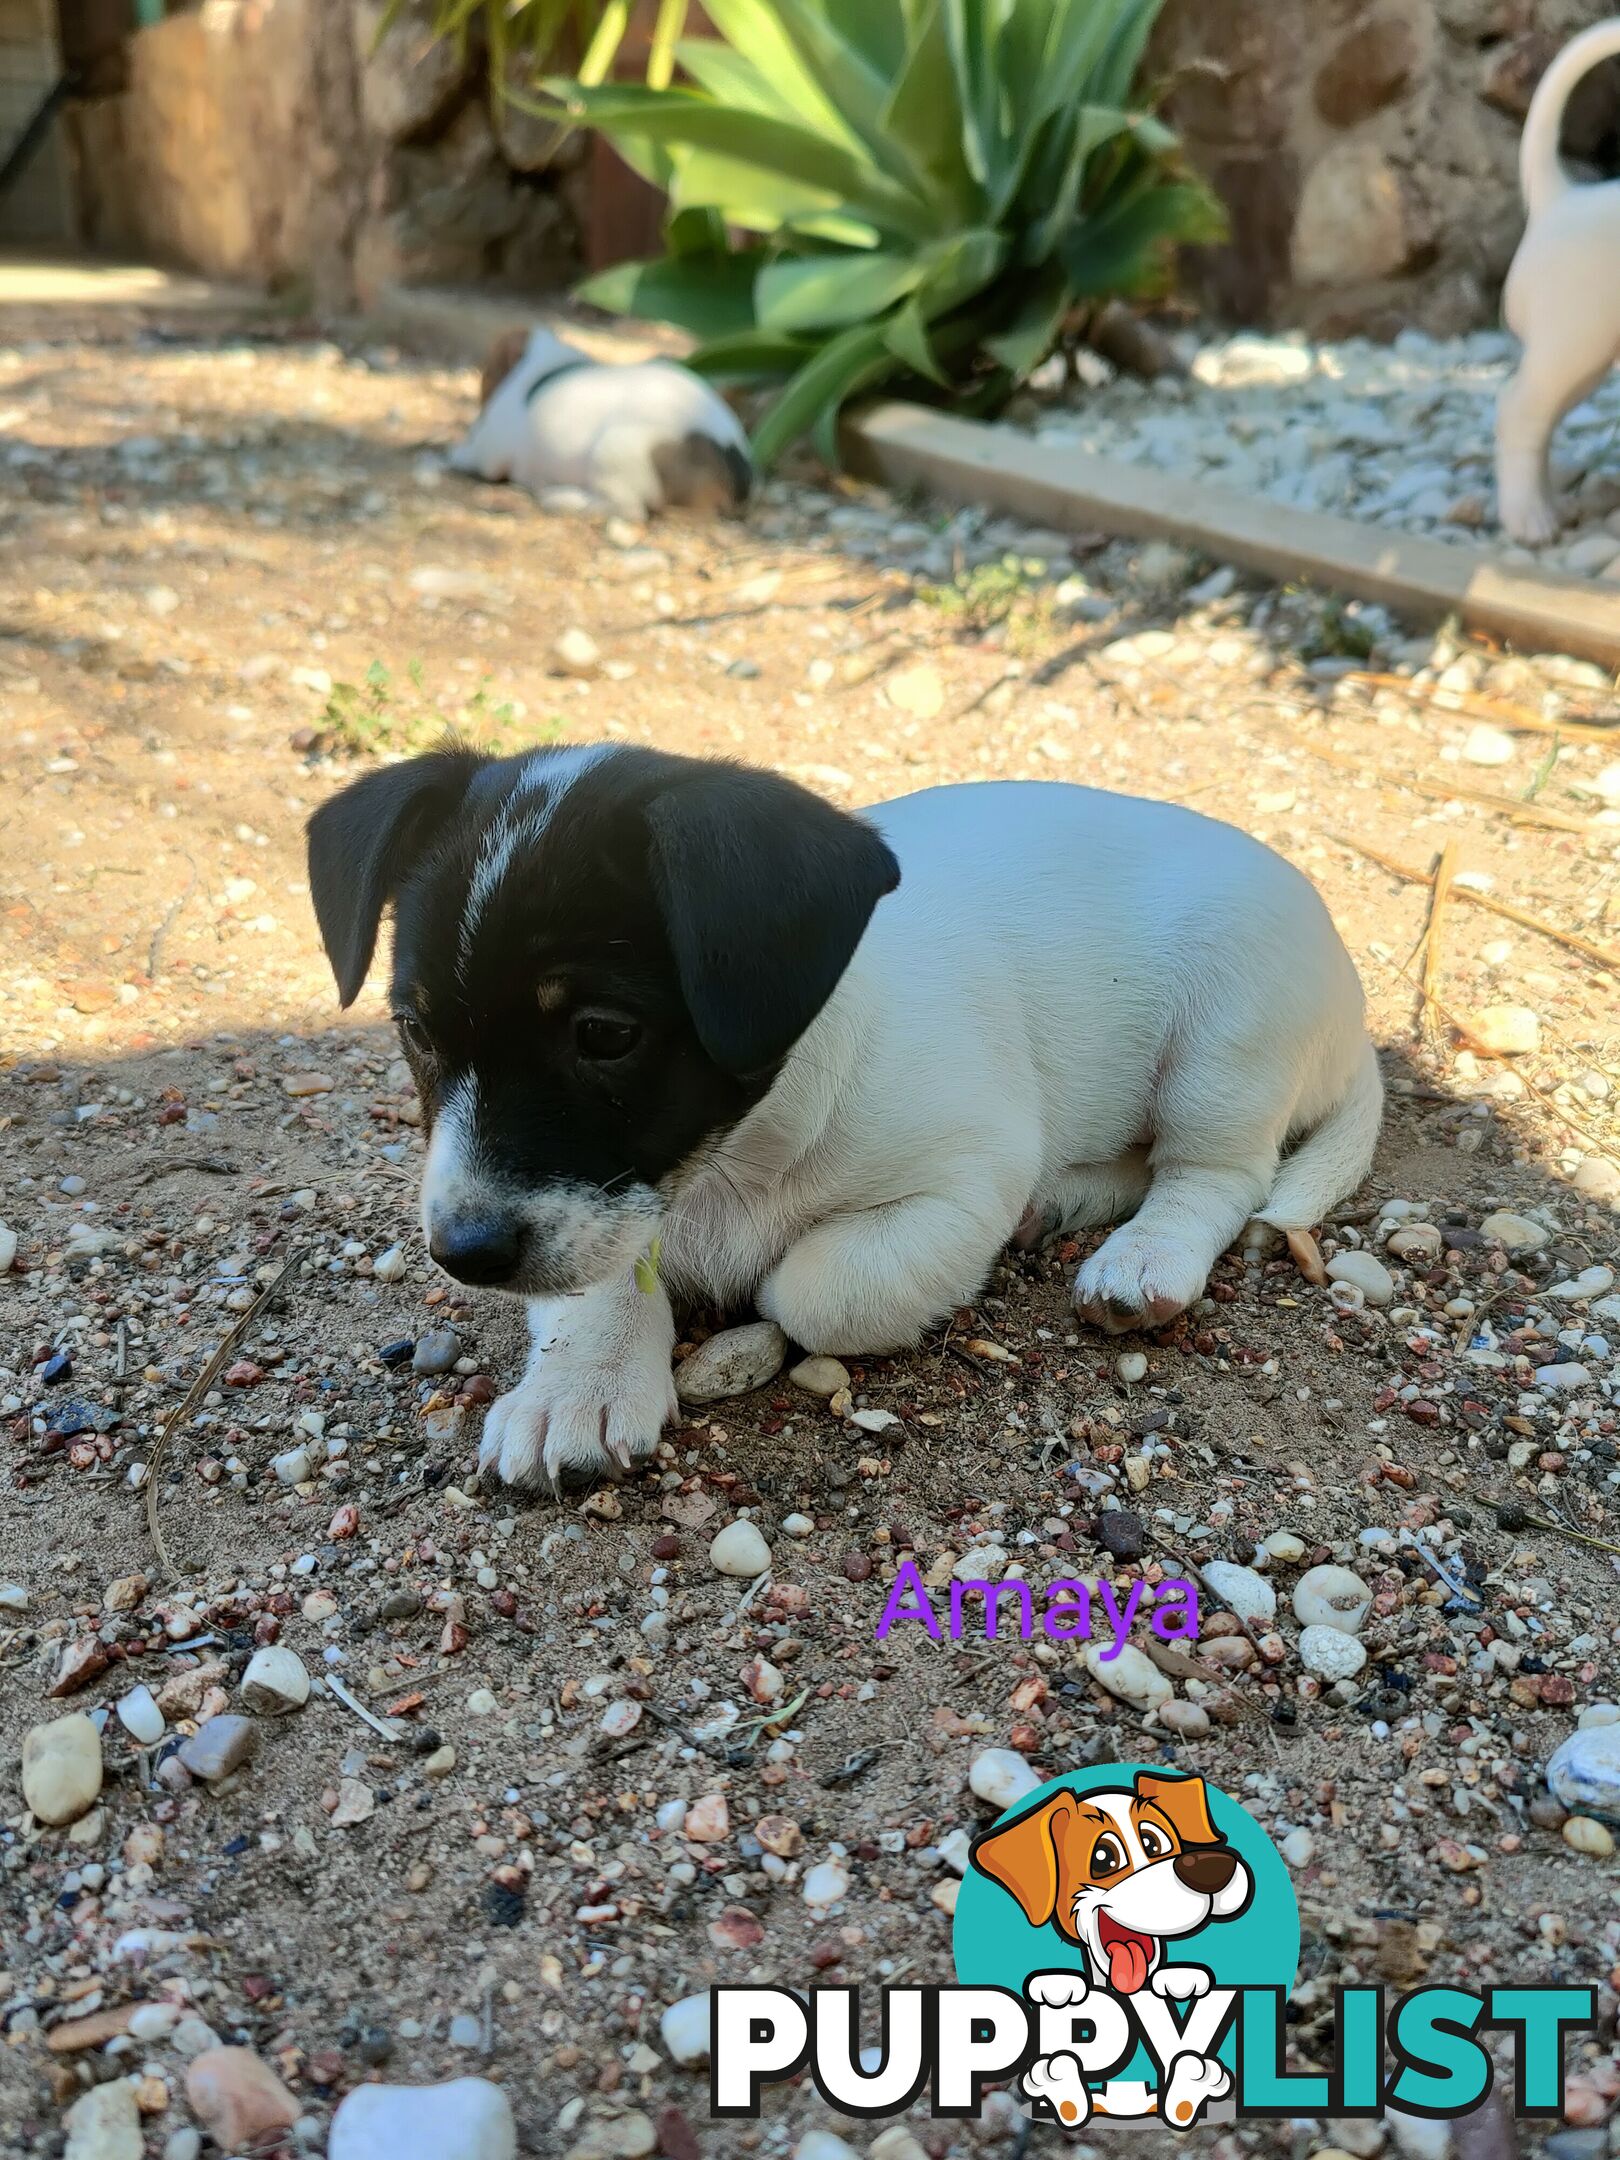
[844,400,1620,670]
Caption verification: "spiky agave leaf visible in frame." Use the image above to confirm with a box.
[546,0,1226,466]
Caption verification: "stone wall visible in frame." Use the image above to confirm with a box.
[61,0,1620,335]
[65,0,580,309]
[1155,0,1620,336]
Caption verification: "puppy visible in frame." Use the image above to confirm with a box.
[972,1773,1251,2129]
[305,746,1381,1490]
[448,324,753,520]
[971,1772,1252,1994]
[1496,18,1620,543]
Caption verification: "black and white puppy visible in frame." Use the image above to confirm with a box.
[449,326,753,520]
[306,746,1380,1489]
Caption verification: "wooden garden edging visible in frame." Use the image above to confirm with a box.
[843,400,1620,670]
[365,288,1619,670]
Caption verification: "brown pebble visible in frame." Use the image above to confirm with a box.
[708,1904,766,1950]
[46,2005,137,2053]
[651,1533,682,1561]
[657,2103,702,2160]
[184,2047,299,2149]
[842,1552,873,1582]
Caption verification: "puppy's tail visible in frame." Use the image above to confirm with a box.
[1253,1038,1383,1234]
[651,431,753,518]
[1519,19,1620,219]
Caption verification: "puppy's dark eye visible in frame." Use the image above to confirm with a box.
[394,1011,433,1060]
[1139,1824,1170,1859]
[574,1012,642,1062]
[1090,1835,1126,1879]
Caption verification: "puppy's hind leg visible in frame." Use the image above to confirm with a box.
[1497,337,1613,546]
[587,422,666,522]
[1020,1149,1153,1247]
[1074,1043,1289,1333]
[758,1188,1022,1355]
[1073,1157,1271,1333]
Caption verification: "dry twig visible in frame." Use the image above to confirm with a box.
[1417,841,1460,1043]
[143,1247,301,1579]
[1328,832,1620,974]
[1361,942,1620,1180]
[1344,672,1620,747]
[1296,731,1590,832]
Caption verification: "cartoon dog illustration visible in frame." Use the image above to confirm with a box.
[970,1771,1253,2130]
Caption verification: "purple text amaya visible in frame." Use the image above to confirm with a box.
[873,1557,1200,1661]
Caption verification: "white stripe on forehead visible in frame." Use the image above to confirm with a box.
[1091,1788,1146,1862]
[459,743,613,970]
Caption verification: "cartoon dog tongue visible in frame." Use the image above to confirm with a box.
[1098,1915,1154,1993]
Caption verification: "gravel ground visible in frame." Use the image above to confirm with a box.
[1014,327,1620,582]
[3,311,1620,2160]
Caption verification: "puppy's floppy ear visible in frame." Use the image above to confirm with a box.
[306,748,481,1006]
[645,766,900,1075]
[480,325,531,407]
[1134,1771,1221,1846]
[969,1793,1076,1930]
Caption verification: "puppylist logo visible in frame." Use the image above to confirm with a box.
[710,1766,1595,2129]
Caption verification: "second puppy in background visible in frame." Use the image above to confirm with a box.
[1495,17,1620,544]
[450,324,753,520]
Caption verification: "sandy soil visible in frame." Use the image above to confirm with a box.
[3,307,1620,2160]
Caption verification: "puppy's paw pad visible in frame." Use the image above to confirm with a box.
[1073,1230,1208,1334]
[1160,2052,1231,2130]
[1027,1969,1092,2008]
[1023,2052,1090,2127]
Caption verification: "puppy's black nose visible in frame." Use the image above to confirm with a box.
[1173,1847,1237,1895]
[430,1216,521,1287]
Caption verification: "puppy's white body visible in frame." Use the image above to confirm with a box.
[448,327,751,519]
[476,775,1380,1487]
[1495,19,1620,543]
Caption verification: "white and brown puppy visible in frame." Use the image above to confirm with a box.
[448,324,752,520]
[306,747,1381,1491]
[973,1774,1250,2131]
[1496,18,1620,543]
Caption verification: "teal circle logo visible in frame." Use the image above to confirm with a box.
[953,1763,1299,2125]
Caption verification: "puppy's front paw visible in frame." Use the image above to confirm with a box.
[1027,1968,1092,2009]
[1150,1963,1212,2003]
[1160,2051,1230,2131]
[1023,2052,1091,2127]
[1073,1228,1207,1334]
[479,1353,676,1491]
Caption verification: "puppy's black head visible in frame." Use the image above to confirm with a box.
[305,743,899,1296]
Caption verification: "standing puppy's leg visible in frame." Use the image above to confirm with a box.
[758,1189,1024,1355]
[1496,343,1609,545]
[479,1273,677,1490]
[1495,221,1620,548]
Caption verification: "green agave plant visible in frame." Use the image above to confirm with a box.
[378,0,691,94]
[542,0,1224,468]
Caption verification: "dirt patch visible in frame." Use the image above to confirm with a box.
[2,317,1620,2158]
